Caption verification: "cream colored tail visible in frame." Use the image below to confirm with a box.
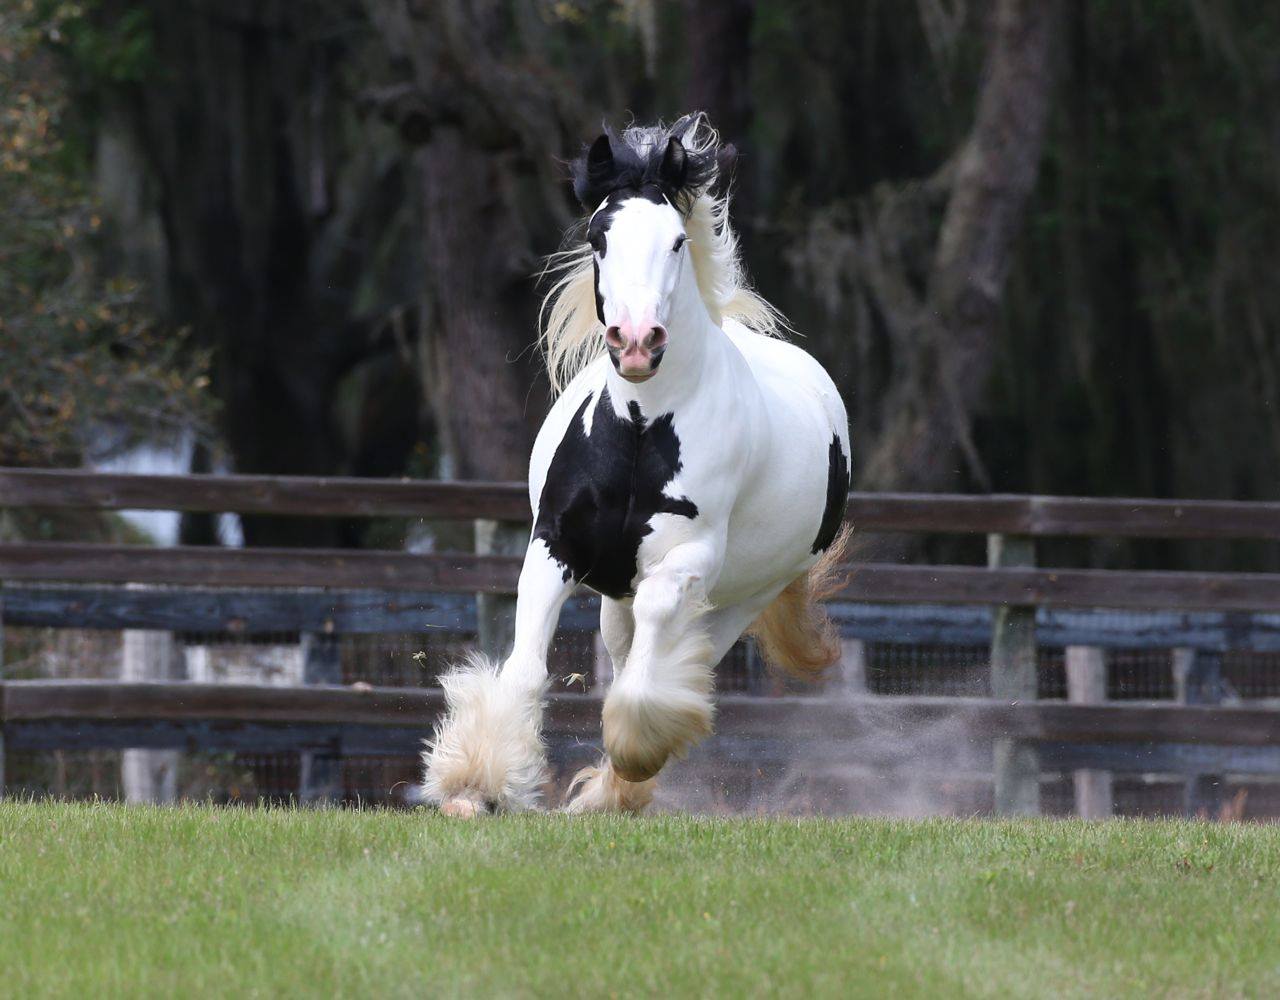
[747,523,853,679]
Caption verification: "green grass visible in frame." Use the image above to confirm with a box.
[1,803,1277,998]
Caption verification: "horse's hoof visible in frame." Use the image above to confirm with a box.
[440,796,492,818]
[563,763,656,814]
[611,758,662,783]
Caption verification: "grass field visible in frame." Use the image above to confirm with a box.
[1,803,1277,998]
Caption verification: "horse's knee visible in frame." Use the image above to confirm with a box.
[633,570,702,628]
[599,598,634,666]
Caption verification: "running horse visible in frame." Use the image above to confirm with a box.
[422,114,851,815]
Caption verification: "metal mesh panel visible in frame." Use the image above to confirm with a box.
[715,639,767,695]
[1037,646,1067,699]
[339,631,476,687]
[865,643,989,697]
[1111,778,1186,817]
[1107,649,1175,700]
[1222,651,1280,700]
[338,756,421,806]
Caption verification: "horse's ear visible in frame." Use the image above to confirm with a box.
[713,142,738,192]
[587,134,614,176]
[574,133,615,210]
[658,136,687,195]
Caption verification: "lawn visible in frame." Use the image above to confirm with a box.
[1,803,1277,998]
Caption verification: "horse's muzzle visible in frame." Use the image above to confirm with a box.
[606,324,667,381]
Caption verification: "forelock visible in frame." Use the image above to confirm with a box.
[570,115,722,216]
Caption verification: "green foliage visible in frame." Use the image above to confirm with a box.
[0,2,208,467]
[1,804,1279,996]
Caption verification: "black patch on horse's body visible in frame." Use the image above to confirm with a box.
[534,387,698,599]
[812,434,850,553]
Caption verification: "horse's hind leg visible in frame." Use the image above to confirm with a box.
[421,539,574,815]
[564,592,779,814]
[566,544,736,813]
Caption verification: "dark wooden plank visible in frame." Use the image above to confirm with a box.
[6,467,1280,539]
[0,680,597,734]
[0,468,529,520]
[714,695,1280,746]
[3,721,595,756]
[1,585,471,633]
[840,563,1280,612]
[8,545,1280,610]
[0,586,602,634]
[0,542,523,592]
[8,582,1280,650]
[826,602,1280,651]
[1040,741,1280,776]
[6,682,1280,747]
[14,719,1280,779]
[845,493,1280,539]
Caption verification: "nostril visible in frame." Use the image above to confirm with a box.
[645,326,668,351]
[604,326,625,350]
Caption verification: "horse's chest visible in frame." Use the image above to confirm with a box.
[534,389,698,599]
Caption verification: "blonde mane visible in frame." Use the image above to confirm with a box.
[539,115,787,394]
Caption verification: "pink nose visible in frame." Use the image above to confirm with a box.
[605,323,668,381]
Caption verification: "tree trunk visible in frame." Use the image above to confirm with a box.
[860,0,1060,493]
[364,0,585,482]
[415,128,539,481]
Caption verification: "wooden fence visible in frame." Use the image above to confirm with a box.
[3,466,1280,815]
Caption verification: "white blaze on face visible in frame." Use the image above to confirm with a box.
[593,196,689,382]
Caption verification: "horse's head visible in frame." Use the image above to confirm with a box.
[571,117,722,384]
[542,115,778,396]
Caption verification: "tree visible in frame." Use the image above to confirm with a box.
[0,3,208,475]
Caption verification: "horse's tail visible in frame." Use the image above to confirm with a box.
[747,523,853,680]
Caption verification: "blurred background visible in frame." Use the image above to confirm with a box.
[6,0,1279,552]
[4,1,1280,814]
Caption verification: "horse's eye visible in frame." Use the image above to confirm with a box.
[672,235,688,253]
[588,233,605,255]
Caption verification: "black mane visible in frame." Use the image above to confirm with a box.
[569,115,729,216]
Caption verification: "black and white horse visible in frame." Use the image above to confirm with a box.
[423,114,851,815]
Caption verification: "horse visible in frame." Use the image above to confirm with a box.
[422,113,852,816]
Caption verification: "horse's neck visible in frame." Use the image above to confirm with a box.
[604,263,723,414]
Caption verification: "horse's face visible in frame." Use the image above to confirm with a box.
[588,194,689,384]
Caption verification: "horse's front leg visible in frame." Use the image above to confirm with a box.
[422,539,574,816]
[567,539,721,813]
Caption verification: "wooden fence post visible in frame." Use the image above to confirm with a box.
[475,519,527,661]
[299,629,342,802]
[988,533,1040,815]
[1065,645,1113,818]
[1173,647,1226,818]
[835,637,868,697]
[121,622,181,803]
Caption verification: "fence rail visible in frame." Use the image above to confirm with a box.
[3,545,1280,612]
[6,466,1280,538]
[6,679,1279,751]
